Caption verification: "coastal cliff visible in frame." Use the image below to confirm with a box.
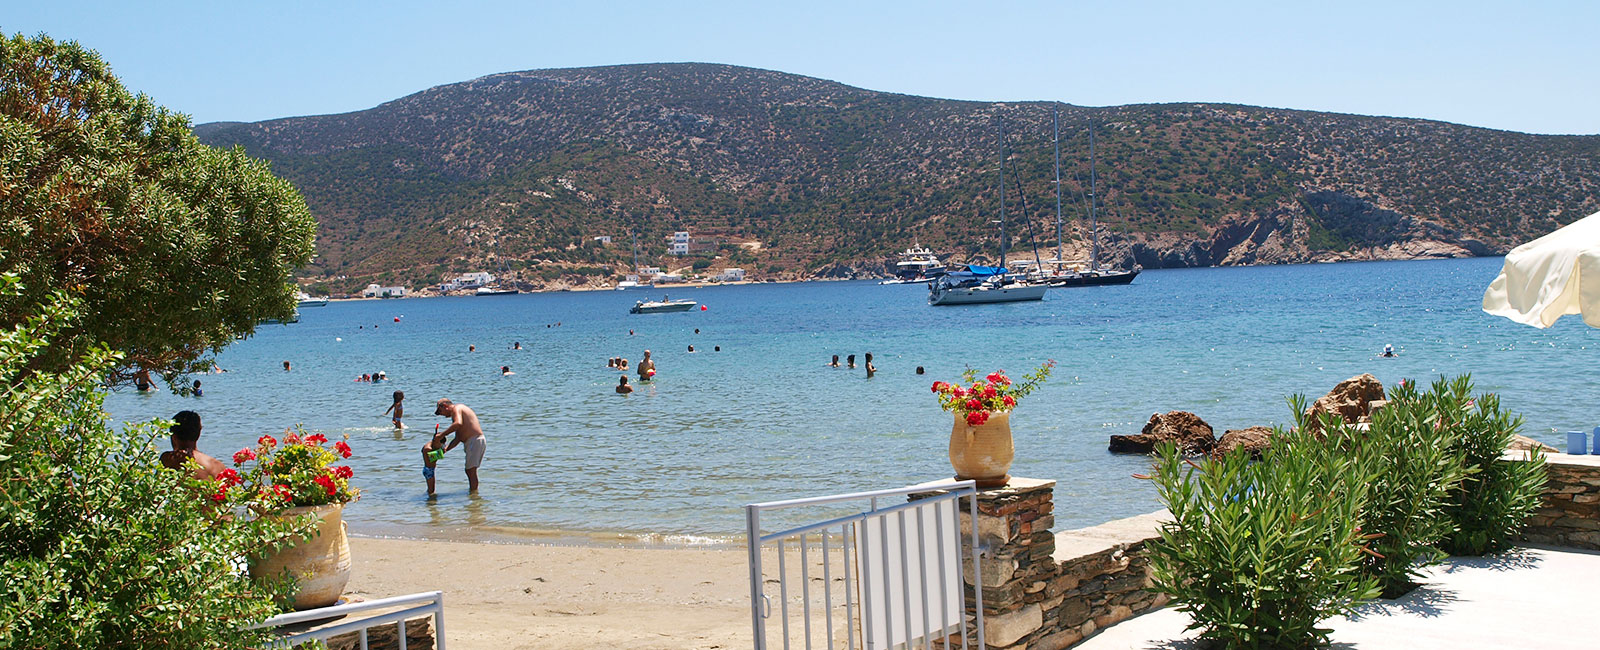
[193,63,1600,288]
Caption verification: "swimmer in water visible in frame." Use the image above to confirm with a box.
[283,360,291,372]
[916,366,925,375]
[829,355,840,367]
[501,366,515,376]
[514,341,522,350]
[846,354,856,369]
[616,375,633,394]
[384,390,405,428]
[687,345,695,353]
[468,345,475,352]
[1381,344,1397,358]
[865,352,877,378]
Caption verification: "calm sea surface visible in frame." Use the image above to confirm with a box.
[103,257,1596,544]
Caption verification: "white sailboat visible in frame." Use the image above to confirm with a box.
[929,118,1047,306]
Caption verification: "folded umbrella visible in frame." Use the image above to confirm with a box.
[1483,210,1600,329]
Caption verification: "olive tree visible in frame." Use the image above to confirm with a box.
[0,32,316,385]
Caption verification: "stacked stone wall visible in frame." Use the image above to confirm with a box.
[1521,453,1600,550]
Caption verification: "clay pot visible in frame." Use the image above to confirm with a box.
[948,411,1013,488]
[250,503,351,610]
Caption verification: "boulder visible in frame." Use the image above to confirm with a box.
[1509,434,1557,454]
[1109,411,1216,454]
[1305,373,1386,431]
[1212,426,1275,460]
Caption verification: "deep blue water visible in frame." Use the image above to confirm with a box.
[103,257,1597,543]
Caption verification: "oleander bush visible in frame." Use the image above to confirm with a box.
[1431,376,1548,555]
[1316,384,1469,598]
[0,284,314,649]
[1146,430,1381,649]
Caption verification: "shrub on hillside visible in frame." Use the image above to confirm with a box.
[1145,431,1381,649]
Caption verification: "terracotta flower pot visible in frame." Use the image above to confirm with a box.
[948,411,1013,488]
[250,503,351,610]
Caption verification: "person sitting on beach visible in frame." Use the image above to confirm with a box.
[638,350,656,382]
[616,375,633,394]
[435,399,486,493]
[160,410,225,481]
[846,354,856,369]
[865,352,877,378]
[421,427,449,495]
[829,355,839,367]
[501,365,515,376]
[191,379,203,397]
[383,390,405,429]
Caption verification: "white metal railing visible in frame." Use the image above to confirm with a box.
[746,481,985,650]
[252,591,445,649]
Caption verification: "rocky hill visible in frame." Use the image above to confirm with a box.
[194,63,1600,289]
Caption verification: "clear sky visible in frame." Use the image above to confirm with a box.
[9,1,1598,134]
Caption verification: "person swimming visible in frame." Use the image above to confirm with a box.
[501,366,515,376]
[916,366,925,375]
[864,352,877,378]
[513,341,522,350]
[191,379,203,397]
[1381,344,1397,358]
[829,355,840,367]
[687,345,695,353]
[616,375,633,394]
[846,354,856,369]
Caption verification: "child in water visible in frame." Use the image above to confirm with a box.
[421,425,448,495]
[384,390,405,429]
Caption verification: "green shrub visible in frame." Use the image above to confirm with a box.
[0,284,313,649]
[1315,383,1469,598]
[1431,376,1548,555]
[1145,429,1381,649]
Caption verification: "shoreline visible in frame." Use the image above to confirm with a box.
[349,521,740,550]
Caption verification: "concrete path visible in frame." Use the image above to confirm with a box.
[1076,545,1599,650]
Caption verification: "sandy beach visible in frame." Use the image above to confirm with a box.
[346,536,752,649]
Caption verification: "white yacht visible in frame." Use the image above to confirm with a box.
[295,291,329,307]
[629,296,697,314]
[928,268,1047,305]
[882,245,947,284]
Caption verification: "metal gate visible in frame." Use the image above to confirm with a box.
[745,481,985,650]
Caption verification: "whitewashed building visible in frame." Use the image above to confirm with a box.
[718,268,746,282]
[455,271,495,287]
[668,231,692,256]
[362,284,407,298]
[592,235,613,245]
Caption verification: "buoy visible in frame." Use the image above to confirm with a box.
[700,305,707,311]
[335,337,342,342]
[394,317,400,322]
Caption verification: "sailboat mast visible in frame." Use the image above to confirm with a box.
[1089,122,1098,270]
[630,229,639,271]
[1053,108,1062,262]
[998,117,1007,268]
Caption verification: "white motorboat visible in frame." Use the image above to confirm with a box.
[881,244,947,284]
[630,297,697,314]
[475,285,518,296]
[295,291,329,307]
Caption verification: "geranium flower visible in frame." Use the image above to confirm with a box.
[233,448,256,465]
[952,387,967,398]
[217,468,242,487]
[284,431,301,445]
[333,465,354,479]
[1003,395,1016,407]
[314,474,337,496]
[258,434,276,448]
[272,484,294,503]
[983,386,997,398]
[335,441,352,459]
[931,381,946,393]
[305,433,328,445]
[965,398,981,410]
[966,411,990,426]
[211,489,228,503]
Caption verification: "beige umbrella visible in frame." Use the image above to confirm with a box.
[1483,209,1600,328]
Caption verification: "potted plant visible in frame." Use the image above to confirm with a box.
[225,426,359,610]
[932,361,1054,487]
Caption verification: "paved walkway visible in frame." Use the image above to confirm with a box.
[1077,545,1600,650]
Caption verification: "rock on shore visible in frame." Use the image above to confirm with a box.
[1109,411,1216,455]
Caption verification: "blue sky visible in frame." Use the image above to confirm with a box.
[10,1,1598,134]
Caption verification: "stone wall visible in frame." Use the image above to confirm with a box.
[914,478,1167,650]
[1521,452,1600,551]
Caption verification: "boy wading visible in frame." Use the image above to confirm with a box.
[434,398,486,492]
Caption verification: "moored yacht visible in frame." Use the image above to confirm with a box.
[928,266,1047,305]
[882,245,948,284]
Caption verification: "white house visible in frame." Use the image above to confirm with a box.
[718,268,746,282]
[592,235,613,245]
[362,284,407,298]
[455,271,495,287]
[668,231,691,256]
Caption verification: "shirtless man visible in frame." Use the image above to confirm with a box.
[435,398,486,492]
[160,410,225,480]
[637,350,656,382]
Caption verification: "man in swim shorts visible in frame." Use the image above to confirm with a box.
[435,398,486,492]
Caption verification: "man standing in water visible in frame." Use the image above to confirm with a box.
[160,410,224,480]
[637,349,656,382]
[435,399,486,492]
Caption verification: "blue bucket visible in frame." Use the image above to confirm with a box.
[1593,427,1600,455]
[1568,431,1588,455]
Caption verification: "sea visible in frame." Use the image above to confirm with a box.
[102,257,1596,546]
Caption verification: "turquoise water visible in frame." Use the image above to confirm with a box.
[103,257,1596,543]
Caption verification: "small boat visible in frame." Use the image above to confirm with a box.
[929,267,1047,305]
[629,297,697,314]
[295,291,329,307]
[475,285,518,296]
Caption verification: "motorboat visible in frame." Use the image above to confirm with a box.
[295,291,329,307]
[475,285,518,296]
[881,245,947,284]
[928,266,1047,305]
[630,297,697,314]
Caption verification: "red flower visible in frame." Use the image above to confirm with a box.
[952,387,967,398]
[284,432,301,445]
[258,434,276,448]
[965,398,981,410]
[211,489,228,503]
[1003,395,1016,407]
[983,386,997,399]
[335,441,353,459]
[966,411,990,426]
[217,468,242,487]
[986,372,1003,384]
[271,484,294,503]
[314,474,337,496]
[333,465,354,479]
[306,433,328,445]
[931,381,946,393]
[232,448,256,465]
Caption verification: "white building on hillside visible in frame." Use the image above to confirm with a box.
[456,271,495,287]
[593,235,613,245]
[668,231,691,256]
[363,284,407,298]
[718,268,746,282]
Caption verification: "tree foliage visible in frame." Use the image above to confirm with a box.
[0,32,316,385]
[0,280,314,649]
